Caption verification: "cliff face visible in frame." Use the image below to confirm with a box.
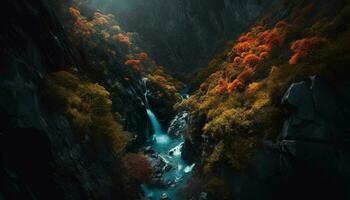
[0,0,180,199]
[0,1,120,199]
[88,0,277,78]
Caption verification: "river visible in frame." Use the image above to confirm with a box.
[141,80,194,200]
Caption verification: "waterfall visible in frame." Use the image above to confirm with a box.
[142,77,150,108]
[146,108,170,144]
[146,109,162,135]
[143,77,170,144]
[140,87,196,200]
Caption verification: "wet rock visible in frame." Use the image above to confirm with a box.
[281,76,349,142]
[174,175,183,183]
[181,112,207,163]
[145,146,152,151]
[166,179,174,187]
[199,192,207,200]
[150,153,159,159]
[163,164,173,172]
[144,146,155,154]
[150,178,169,188]
[270,76,350,199]
[156,173,163,178]
[151,177,160,184]
[167,111,189,137]
[168,142,184,157]
[160,193,169,200]
[149,153,167,172]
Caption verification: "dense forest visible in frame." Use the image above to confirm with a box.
[1,0,350,200]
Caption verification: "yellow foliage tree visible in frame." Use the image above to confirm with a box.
[44,71,130,153]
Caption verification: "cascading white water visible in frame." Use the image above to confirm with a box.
[146,108,170,144]
[146,109,162,135]
[141,77,195,200]
[143,77,170,145]
[142,77,150,108]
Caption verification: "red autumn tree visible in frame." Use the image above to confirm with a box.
[238,35,253,42]
[233,56,243,65]
[256,44,272,54]
[259,52,269,60]
[115,33,131,46]
[125,59,141,71]
[216,79,228,94]
[217,21,289,95]
[237,67,256,81]
[289,36,328,64]
[227,67,256,93]
[136,52,148,60]
[243,54,261,66]
[69,7,93,36]
[227,79,244,93]
[275,20,288,29]
[93,12,109,25]
[259,31,271,43]
[125,59,141,66]
[234,42,251,54]
[69,7,81,18]
[124,153,153,183]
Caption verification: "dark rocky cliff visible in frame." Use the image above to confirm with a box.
[0,1,124,199]
[0,0,179,199]
[239,76,350,200]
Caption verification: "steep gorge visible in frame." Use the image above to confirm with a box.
[87,0,278,81]
[1,0,350,200]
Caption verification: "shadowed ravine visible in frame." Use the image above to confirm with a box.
[142,82,195,200]
[2,1,350,200]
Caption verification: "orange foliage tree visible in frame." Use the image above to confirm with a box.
[243,54,261,66]
[234,42,252,55]
[69,7,93,36]
[115,33,131,46]
[289,36,328,64]
[136,52,148,60]
[218,21,289,93]
[93,12,110,25]
[216,79,228,94]
[125,59,141,70]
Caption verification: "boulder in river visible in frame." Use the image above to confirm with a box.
[167,111,189,137]
[199,192,207,200]
[163,164,173,172]
[160,193,169,200]
[144,146,155,154]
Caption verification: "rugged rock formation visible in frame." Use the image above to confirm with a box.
[0,0,180,199]
[243,76,350,200]
[0,1,128,199]
[281,76,350,142]
[274,76,350,199]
